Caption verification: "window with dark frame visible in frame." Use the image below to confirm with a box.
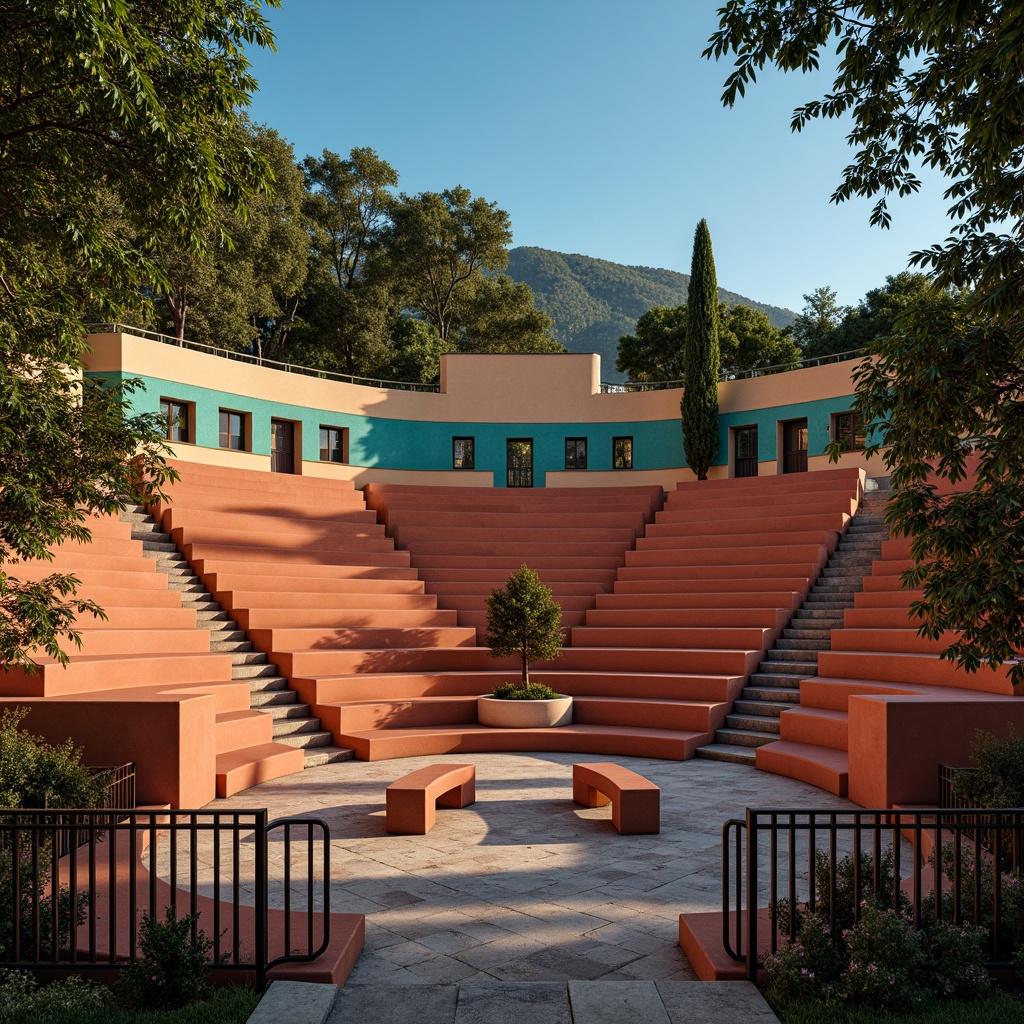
[612,436,633,470]
[219,409,246,451]
[833,411,867,451]
[734,425,758,477]
[565,437,587,470]
[319,425,348,463]
[160,399,189,443]
[453,436,475,470]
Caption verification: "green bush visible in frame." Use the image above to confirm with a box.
[0,970,111,1023]
[120,907,219,1011]
[0,707,107,809]
[842,905,927,1012]
[490,682,560,701]
[953,726,1024,810]
[766,849,992,1014]
[919,917,990,1000]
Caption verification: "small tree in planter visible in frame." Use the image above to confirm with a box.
[485,564,563,699]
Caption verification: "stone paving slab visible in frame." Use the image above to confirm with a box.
[320,981,779,1024]
[214,752,852,986]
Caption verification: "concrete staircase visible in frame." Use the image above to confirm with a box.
[696,487,889,765]
[121,504,354,770]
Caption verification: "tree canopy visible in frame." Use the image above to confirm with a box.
[708,2,1024,683]
[1,0,276,667]
[681,220,721,481]
[706,1,1024,310]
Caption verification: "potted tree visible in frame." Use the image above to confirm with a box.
[477,564,572,728]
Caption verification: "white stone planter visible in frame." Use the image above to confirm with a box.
[477,694,573,728]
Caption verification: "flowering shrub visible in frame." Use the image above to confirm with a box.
[920,917,990,999]
[843,904,926,1011]
[764,912,844,1004]
[765,849,992,1012]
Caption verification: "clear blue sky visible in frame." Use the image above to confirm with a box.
[245,0,952,315]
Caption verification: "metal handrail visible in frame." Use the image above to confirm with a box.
[723,805,1024,981]
[601,349,867,393]
[86,323,441,392]
[0,807,331,990]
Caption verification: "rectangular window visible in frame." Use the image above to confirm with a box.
[453,436,475,470]
[219,409,247,451]
[612,436,633,470]
[565,437,587,470]
[833,411,867,451]
[319,425,348,463]
[160,399,189,443]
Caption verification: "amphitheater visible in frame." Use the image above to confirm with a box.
[5,329,1022,1013]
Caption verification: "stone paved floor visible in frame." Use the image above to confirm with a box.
[210,753,854,984]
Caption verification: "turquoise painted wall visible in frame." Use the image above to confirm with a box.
[91,372,861,484]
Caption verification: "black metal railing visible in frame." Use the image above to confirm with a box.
[94,763,136,813]
[86,323,440,393]
[723,806,1024,981]
[0,808,330,990]
[600,348,867,393]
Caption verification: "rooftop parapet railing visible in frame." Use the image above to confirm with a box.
[600,349,867,393]
[85,322,864,396]
[86,323,441,393]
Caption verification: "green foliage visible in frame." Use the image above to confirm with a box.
[490,682,561,701]
[120,908,219,1012]
[0,707,107,809]
[485,565,564,687]
[843,293,1024,685]
[0,369,177,669]
[708,4,1024,687]
[955,727,1024,809]
[0,971,111,1023]
[681,220,721,480]
[376,186,513,344]
[770,990,1024,1024]
[458,275,561,354]
[0,708,105,962]
[0,973,259,1024]
[842,905,928,1012]
[706,3,1024,308]
[153,121,310,359]
[2,0,264,669]
[792,287,850,359]
[509,246,796,381]
[616,305,687,382]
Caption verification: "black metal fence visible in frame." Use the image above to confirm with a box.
[0,808,330,990]
[94,764,136,813]
[723,806,1024,982]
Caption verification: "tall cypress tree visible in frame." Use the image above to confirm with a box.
[681,219,721,480]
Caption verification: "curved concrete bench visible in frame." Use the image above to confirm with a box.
[385,763,476,834]
[572,762,660,834]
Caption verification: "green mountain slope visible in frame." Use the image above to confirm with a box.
[506,246,797,382]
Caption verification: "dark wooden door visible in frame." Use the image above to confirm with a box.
[734,426,758,478]
[506,438,533,488]
[783,419,808,474]
[271,419,295,474]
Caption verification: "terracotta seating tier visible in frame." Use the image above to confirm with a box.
[319,694,728,739]
[291,670,746,705]
[340,723,708,762]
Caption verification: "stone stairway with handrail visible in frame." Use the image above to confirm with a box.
[695,487,890,765]
[120,504,354,770]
